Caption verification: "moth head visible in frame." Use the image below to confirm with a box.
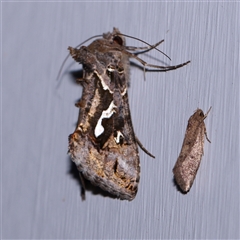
[112,35,124,46]
[103,28,126,47]
[192,109,205,122]
[112,27,125,46]
[198,110,204,117]
[194,107,212,121]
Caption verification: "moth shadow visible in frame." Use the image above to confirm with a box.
[69,69,84,86]
[172,178,188,195]
[68,157,118,200]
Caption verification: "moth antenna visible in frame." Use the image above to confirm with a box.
[56,34,102,81]
[115,33,171,61]
[204,106,212,119]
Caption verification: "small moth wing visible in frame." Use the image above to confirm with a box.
[173,109,208,193]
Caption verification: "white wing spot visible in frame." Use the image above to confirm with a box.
[94,101,116,137]
[114,131,124,144]
[94,70,113,94]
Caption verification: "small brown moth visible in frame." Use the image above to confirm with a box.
[67,28,190,200]
[173,107,211,193]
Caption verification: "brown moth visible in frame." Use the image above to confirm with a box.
[67,27,190,200]
[173,107,211,193]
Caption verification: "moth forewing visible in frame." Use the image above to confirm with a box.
[67,27,190,200]
[68,28,140,201]
[173,108,211,193]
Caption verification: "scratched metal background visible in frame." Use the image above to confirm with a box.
[2,2,239,239]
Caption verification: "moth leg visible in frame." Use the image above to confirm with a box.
[205,129,211,143]
[124,49,190,72]
[126,39,164,52]
[204,107,211,143]
[137,55,190,71]
[135,136,155,158]
[79,172,86,201]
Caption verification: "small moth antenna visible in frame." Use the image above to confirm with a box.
[56,34,102,81]
[204,106,212,119]
[115,33,171,61]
